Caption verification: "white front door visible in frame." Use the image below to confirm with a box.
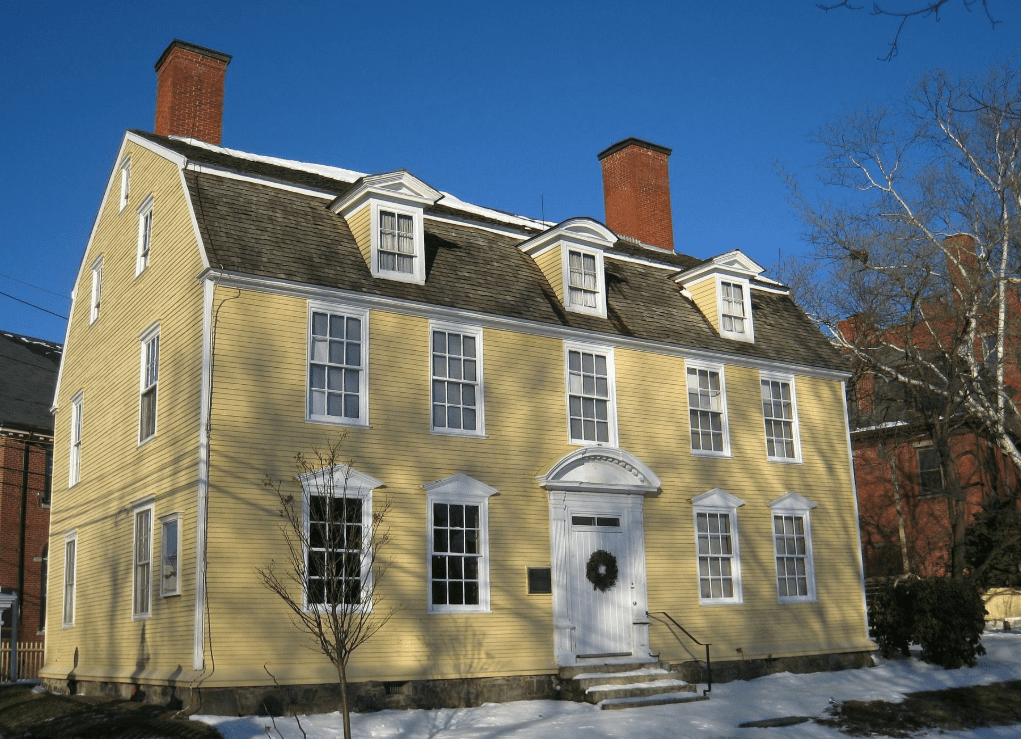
[568,510,633,657]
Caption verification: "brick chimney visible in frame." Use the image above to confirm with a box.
[598,138,674,251]
[154,40,232,145]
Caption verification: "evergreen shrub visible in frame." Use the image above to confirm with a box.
[869,577,987,669]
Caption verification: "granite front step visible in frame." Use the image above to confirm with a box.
[599,692,710,710]
[584,678,696,703]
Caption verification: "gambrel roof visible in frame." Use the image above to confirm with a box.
[131,130,847,373]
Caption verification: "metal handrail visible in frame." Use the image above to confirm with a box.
[648,611,712,695]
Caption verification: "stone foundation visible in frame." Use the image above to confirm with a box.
[41,650,873,715]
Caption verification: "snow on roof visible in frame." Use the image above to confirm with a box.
[171,136,552,233]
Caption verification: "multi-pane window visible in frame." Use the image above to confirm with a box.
[432,326,482,434]
[774,514,810,599]
[69,392,82,487]
[917,448,944,497]
[133,507,152,618]
[762,377,798,460]
[687,366,727,454]
[431,502,482,608]
[139,328,159,443]
[378,210,415,275]
[308,308,365,423]
[137,195,153,275]
[696,512,736,600]
[720,281,746,334]
[90,257,102,324]
[769,493,817,603]
[568,250,598,309]
[306,493,364,607]
[567,346,614,444]
[119,156,130,211]
[62,534,76,627]
[161,514,180,597]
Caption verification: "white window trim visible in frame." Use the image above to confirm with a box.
[62,530,77,628]
[369,200,426,284]
[429,321,485,437]
[564,341,619,447]
[138,323,160,446]
[686,361,731,458]
[768,492,818,603]
[716,275,754,343]
[69,390,83,487]
[560,244,607,318]
[423,473,498,614]
[132,499,154,620]
[298,465,382,613]
[692,488,745,606]
[89,256,103,325]
[305,303,370,427]
[760,372,802,464]
[159,512,182,597]
[119,156,131,211]
[136,193,154,276]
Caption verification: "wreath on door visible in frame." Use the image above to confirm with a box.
[585,549,619,592]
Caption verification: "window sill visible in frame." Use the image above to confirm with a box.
[305,415,371,429]
[569,438,618,448]
[137,435,157,450]
[690,449,733,459]
[431,428,488,439]
[429,606,490,615]
[778,597,817,604]
[697,599,743,607]
[766,456,803,465]
[131,613,151,622]
[160,592,181,599]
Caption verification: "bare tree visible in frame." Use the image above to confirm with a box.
[258,436,400,739]
[817,1,1001,61]
[783,64,1021,578]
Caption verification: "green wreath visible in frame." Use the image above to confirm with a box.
[585,549,619,592]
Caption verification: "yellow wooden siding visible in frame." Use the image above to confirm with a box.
[347,205,372,270]
[42,140,206,682]
[184,287,869,688]
[688,277,718,332]
[533,247,564,305]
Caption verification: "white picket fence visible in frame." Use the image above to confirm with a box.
[0,640,45,681]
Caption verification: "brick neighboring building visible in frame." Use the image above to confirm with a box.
[1,330,62,643]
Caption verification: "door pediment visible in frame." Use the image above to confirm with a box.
[538,447,660,495]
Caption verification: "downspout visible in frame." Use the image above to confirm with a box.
[18,440,30,621]
[194,279,214,671]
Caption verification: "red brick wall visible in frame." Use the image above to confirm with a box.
[854,431,1018,578]
[155,44,229,145]
[598,140,674,251]
[0,435,52,642]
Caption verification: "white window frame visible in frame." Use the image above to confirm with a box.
[306,303,370,426]
[62,530,77,627]
[132,500,154,619]
[370,200,426,284]
[692,489,744,605]
[716,276,754,342]
[69,391,83,487]
[138,323,160,445]
[769,492,817,603]
[160,512,182,597]
[916,446,945,497]
[424,473,497,614]
[89,256,103,324]
[561,244,607,318]
[119,156,131,211]
[136,193,153,276]
[564,341,618,446]
[298,465,381,613]
[430,321,485,437]
[686,362,731,457]
[760,372,802,463]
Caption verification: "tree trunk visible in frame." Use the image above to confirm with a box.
[338,659,351,739]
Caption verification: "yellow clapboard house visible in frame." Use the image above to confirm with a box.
[42,40,874,711]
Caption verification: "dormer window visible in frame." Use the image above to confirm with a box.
[518,219,615,320]
[330,171,440,287]
[720,281,745,333]
[563,247,600,312]
[378,209,416,275]
[676,251,762,344]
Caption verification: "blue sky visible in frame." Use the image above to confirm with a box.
[1,0,1017,344]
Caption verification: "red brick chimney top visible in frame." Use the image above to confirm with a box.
[598,138,675,251]
[154,40,232,145]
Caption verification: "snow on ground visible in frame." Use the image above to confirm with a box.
[198,631,1021,739]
